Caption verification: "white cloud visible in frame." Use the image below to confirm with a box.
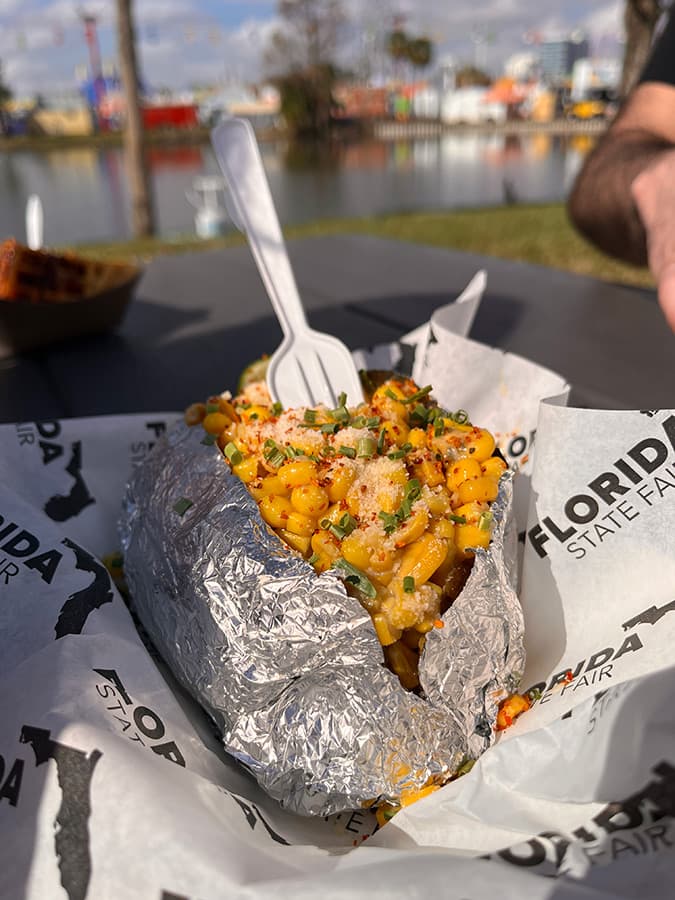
[582,1,624,39]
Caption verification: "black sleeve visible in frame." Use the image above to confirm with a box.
[640,13,675,85]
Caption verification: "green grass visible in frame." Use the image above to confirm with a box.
[0,127,213,152]
[67,203,654,290]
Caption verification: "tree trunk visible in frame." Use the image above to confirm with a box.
[621,0,663,98]
[116,0,156,238]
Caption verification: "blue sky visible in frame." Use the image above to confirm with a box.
[0,0,625,96]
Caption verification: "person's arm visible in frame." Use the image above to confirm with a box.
[567,84,675,264]
[567,82,675,329]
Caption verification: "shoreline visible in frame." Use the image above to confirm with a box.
[0,118,606,154]
[62,203,651,292]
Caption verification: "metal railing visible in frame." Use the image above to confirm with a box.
[372,118,607,140]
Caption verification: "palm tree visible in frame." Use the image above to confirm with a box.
[407,37,432,72]
[116,0,155,236]
[387,29,408,61]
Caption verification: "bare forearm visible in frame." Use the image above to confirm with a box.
[567,129,673,266]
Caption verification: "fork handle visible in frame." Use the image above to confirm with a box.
[211,118,309,340]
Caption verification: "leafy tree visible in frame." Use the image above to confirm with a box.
[455,65,492,88]
[407,37,433,71]
[275,63,337,137]
[386,30,434,77]
[266,0,346,73]
[621,0,665,97]
[265,0,345,137]
[387,29,409,64]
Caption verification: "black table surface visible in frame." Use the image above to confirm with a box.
[2,234,674,424]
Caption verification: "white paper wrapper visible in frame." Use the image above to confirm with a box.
[2,276,674,899]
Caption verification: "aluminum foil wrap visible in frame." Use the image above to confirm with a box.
[120,422,525,816]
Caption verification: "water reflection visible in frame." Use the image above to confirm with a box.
[146,146,204,170]
[0,132,598,245]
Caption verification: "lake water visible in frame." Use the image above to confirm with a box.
[0,132,596,246]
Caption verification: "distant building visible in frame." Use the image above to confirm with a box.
[539,36,589,83]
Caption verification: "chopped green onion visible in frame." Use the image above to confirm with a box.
[350,415,367,428]
[321,422,340,435]
[378,481,421,533]
[320,445,336,457]
[378,511,398,534]
[249,412,258,420]
[308,553,320,567]
[332,559,377,599]
[224,442,243,465]
[271,402,283,416]
[403,576,415,593]
[403,385,432,404]
[395,481,420,523]
[337,391,347,408]
[447,513,467,525]
[330,405,350,424]
[434,419,445,437]
[478,511,493,531]
[398,499,412,521]
[384,388,400,401]
[201,433,217,446]
[359,369,375,392]
[456,758,476,777]
[173,497,193,516]
[356,436,377,458]
[320,518,344,540]
[263,441,288,468]
[400,442,413,453]
[339,445,357,459]
[377,427,387,455]
[304,408,317,424]
[381,805,399,822]
[405,479,422,502]
[338,513,358,536]
[237,401,251,410]
[320,512,357,541]
[205,402,220,414]
[387,449,405,459]
[366,416,381,428]
[269,450,287,468]
[450,409,470,425]
[409,403,429,426]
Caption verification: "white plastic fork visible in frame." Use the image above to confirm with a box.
[211,117,363,409]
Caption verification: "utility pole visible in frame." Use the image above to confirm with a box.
[79,12,104,130]
[116,0,156,237]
